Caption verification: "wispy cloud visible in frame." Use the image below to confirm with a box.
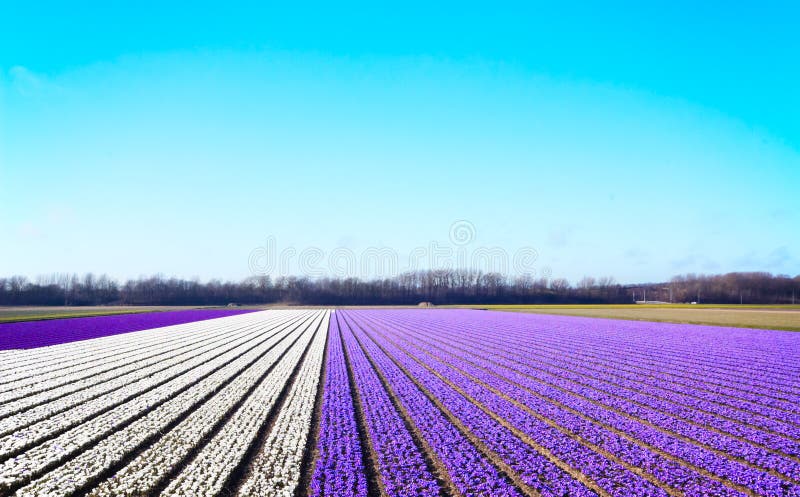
[766,246,793,269]
[769,208,795,223]
[546,225,574,248]
[18,222,44,240]
[734,246,797,272]
[624,247,649,266]
[8,66,61,96]
[671,253,721,272]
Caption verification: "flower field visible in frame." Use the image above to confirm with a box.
[0,309,256,350]
[0,309,799,496]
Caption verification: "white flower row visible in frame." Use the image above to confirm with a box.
[0,313,263,373]
[0,319,277,438]
[236,311,329,496]
[1,311,279,370]
[2,313,292,403]
[133,311,327,497]
[0,313,302,460]
[0,317,296,459]
[0,312,279,395]
[0,311,285,391]
[16,310,320,497]
[0,312,310,494]
[0,315,281,418]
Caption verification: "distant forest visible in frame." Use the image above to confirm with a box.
[0,271,798,306]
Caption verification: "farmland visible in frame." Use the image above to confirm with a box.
[0,308,256,349]
[0,309,799,496]
[453,305,800,332]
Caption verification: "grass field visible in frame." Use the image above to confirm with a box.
[448,304,800,331]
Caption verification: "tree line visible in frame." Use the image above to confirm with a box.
[637,272,800,305]
[0,271,797,306]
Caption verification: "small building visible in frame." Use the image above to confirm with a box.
[418,301,434,308]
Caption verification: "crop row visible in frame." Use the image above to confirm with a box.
[1,310,326,497]
[320,310,800,497]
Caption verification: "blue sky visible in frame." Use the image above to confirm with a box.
[1,2,799,283]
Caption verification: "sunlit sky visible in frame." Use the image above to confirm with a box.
[1,2,799,283]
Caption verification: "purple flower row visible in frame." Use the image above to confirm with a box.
[310,314,368,497]
[484,319,800,409]
[409,310,800,397]
[483,311,800,372]
[310,309,800,497]
[415,323,800,481]
[491,326,800,422]
[460,311,800,398]
[397,311,800,435]
[366,314,742,497]
[389,312,800,461]
[337,313,441,496]
[453,312,800,413]
[348,311,667,497]
[342,312,574,497]
[384,322,798,497]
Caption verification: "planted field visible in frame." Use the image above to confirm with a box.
[0,308,256,349]
[0,309,799,496]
